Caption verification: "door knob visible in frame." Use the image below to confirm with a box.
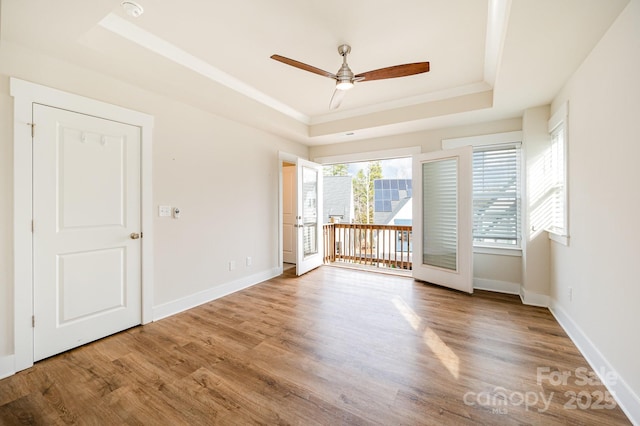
[130,232,141,240]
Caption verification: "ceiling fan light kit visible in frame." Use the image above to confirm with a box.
[335,81,354,91]
[271,43,429,110]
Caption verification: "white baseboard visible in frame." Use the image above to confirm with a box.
[550,302,640,425]
[519,287,550,307]
[473,278,520,294]
[473,278,551,308]
[152,267,282,321]
[0,355,15,380]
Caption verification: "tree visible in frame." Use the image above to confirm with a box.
[323,164,348,176]
[352,161,382,224]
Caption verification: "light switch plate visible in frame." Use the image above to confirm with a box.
[159,205,172,217]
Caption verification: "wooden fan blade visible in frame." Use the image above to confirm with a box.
[329,88,345,110]
[355,62,430,82]
[271,54,337,79]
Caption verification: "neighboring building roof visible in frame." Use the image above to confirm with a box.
[373,179,413,225]
[323,176,353,224]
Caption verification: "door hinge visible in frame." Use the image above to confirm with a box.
[28,122,35,138]
[31,220,34,233]
[32,315,35,328]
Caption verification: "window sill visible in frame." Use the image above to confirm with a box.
[473,245,522,257]
[548,232,569,246]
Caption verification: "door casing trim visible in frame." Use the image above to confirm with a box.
[10,78,154,372]
[278,151,299,272]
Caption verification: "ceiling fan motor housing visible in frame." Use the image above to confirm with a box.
[336,44,354,89]
[336,64,354,85]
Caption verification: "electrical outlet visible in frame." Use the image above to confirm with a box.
[229,261,236,271]
[246,256,252,267]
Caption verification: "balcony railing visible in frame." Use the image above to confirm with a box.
[323,223,412,271]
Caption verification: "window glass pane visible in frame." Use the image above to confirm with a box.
[422,159,458,271]
[549,125,566,233]
[302,166,318,256]
[472,146,521,246]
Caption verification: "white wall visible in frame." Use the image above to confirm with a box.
[310,118,525,291]
[0,42,308,364]
[549,0,640,416]
[0,79,13,362]
[521,105,551,305]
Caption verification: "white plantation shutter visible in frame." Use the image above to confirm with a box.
[472,145,521,246]
[548,123,567,235]
[422,158,458,270]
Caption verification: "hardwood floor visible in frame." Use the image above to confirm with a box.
[0,266,631,425]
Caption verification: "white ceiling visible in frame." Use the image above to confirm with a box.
[0,0,629,145]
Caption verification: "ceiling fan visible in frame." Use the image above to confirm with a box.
[271,44,430,110]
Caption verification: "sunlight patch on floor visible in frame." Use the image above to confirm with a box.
[392,296,422,331]
[423,326,460,379]
[392,295,460,379]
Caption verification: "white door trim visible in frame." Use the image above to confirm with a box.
[278,151,299,272]
[10,78,154,372]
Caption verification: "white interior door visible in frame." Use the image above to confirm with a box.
[282,164,296,264]
[412,146,473,293]
[296,159,323,276]
[33,104,142,361]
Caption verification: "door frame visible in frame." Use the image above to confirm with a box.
[278,151,299,271]
[281,161,296,265]
[10,78,154,372]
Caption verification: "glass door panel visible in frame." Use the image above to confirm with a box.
[422,158,458,271]
[302,166,318,257]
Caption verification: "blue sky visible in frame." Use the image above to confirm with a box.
[346,157,412,179]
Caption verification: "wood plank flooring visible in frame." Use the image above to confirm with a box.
[0,266,631,425]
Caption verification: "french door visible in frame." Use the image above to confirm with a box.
[295,159,324,275]
[412,146,473,293]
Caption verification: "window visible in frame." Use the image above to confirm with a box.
[472,145,522,247]
[547,103,568,242]
[443,131,523,251]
